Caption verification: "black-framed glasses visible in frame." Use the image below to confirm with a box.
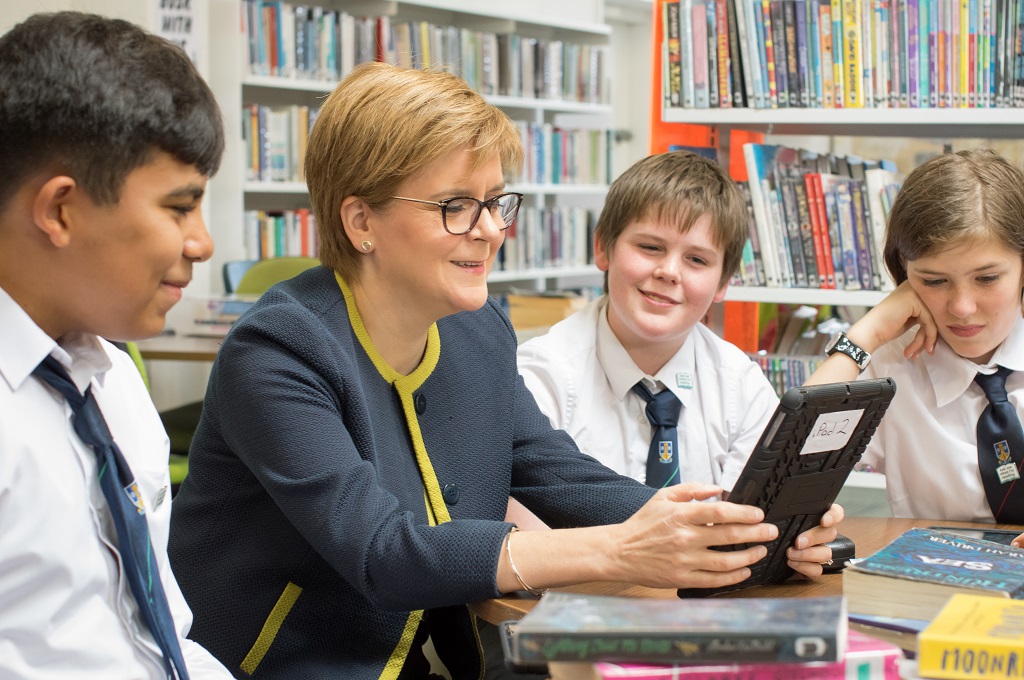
[390,192,524,235]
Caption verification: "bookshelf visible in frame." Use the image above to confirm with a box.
[205,0,620,294]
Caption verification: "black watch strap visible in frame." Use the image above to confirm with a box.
[825,332,871,371]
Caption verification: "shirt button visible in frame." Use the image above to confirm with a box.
[442,483,459,505]
[639,415,647,425]
[415,393,427,414]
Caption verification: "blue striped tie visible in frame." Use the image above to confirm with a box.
[632,382,682,488]
[34,355,189,679]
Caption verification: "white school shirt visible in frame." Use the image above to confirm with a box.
[0,286,231,679]
[517,297,779,490]
[860,315,1024,521]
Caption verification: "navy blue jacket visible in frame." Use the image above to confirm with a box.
[168,266,654,679]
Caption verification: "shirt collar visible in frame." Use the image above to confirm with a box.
[0,285,111,394]
[594,296,696,407]
[929,315,1024,407]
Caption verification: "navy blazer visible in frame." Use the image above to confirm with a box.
[168,266,654,679]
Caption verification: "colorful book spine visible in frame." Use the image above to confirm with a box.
[910,0,922,103]
[875,0,891,106]
[693,0,711,106]
[707,0,721,106]
[968,0,978,105]
[921,0,933,105]
[763,0,782,105]
[832,0,846,104]
[820,0,837,105]
[834,180,862,289]
[843,0,864,104]
[861,0,876,105]
[810,0,826,104]
[718,0,735,105]
[738,0,764,107]
[796,0,813,105]
[959,0,969,105]
[682,0,697,107]
[784,0,804,104]
[849,178,876,290]
[771,0,792,104]
[666,1,684,106]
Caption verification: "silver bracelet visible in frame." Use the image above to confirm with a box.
[505,527,546,596]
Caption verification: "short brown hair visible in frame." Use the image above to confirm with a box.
[305,62,523,280]
[885,149,1024,283]
[594,151,747,289]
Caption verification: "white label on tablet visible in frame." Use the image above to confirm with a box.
[799,409,865,455]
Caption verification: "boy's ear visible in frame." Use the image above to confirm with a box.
[593,234,610,272]
[340,195,373,252]
[712,279,730,303]
[32,176,78,248]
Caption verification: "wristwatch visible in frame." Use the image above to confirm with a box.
[824,332,871,372]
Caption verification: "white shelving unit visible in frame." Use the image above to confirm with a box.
[205,0,618,294]
[661,108,1024,139]
[725,287,887,307]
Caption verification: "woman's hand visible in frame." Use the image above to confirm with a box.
[603,483,779,590]
[785,503,844,577]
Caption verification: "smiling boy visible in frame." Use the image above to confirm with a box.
[515,150,842,573]
[0,12,231,678]
[518,151,779,490]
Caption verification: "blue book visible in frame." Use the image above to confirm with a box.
[845,528,1024,622]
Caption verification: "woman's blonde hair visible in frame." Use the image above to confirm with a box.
[885,149,1024,284]
[305,62,523,280]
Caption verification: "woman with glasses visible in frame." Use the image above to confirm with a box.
[167,62,839,679]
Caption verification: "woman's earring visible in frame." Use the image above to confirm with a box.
[361,240,373,252]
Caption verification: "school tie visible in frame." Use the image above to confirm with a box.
[632,382,682,489]
[33,355,190,680]
[975,367,1024,523]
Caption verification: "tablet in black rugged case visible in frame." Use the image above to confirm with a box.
[677,377,896,598]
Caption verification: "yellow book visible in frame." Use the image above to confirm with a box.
[842,0,862,107]
[959,0,969,107]
[918,593,1024,679]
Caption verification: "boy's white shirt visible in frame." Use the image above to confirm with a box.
[0,285,231,679]
[860,315,1024,521]
[517,296,779,490]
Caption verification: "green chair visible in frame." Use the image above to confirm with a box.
[235,256,320,296]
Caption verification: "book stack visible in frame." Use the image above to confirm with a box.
[503,593,908,678]
[843,528,1024,624]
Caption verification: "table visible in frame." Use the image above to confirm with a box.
[136,335,222,362]
[470,517,1021,625]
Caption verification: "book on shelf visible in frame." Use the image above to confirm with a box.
[847,613,930,657]
[510,592,847,665]
[917,593,1024,679]
[844,528,1024,622]
[546,628,903,680]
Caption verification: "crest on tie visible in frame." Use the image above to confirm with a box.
[994,441,1021,484]
[124,481,146,515]
[658,441,674,464]
[996,440,1012,464]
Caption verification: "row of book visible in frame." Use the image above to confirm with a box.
[242,0,610,104]
[735,142,903,291]
[661,0,1024,108]
[243,104,319,184]
[243,208,318,261]
[516,123,615,187]
[753,353,824,396]
[496,206,598,273]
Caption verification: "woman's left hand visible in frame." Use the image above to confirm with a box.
[784,503,844,577]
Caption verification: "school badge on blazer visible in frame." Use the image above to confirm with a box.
[124,482,146,514]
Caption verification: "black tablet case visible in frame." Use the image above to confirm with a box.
[678,377,896,598]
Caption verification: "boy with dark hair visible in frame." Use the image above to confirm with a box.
[0,11,231,678]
